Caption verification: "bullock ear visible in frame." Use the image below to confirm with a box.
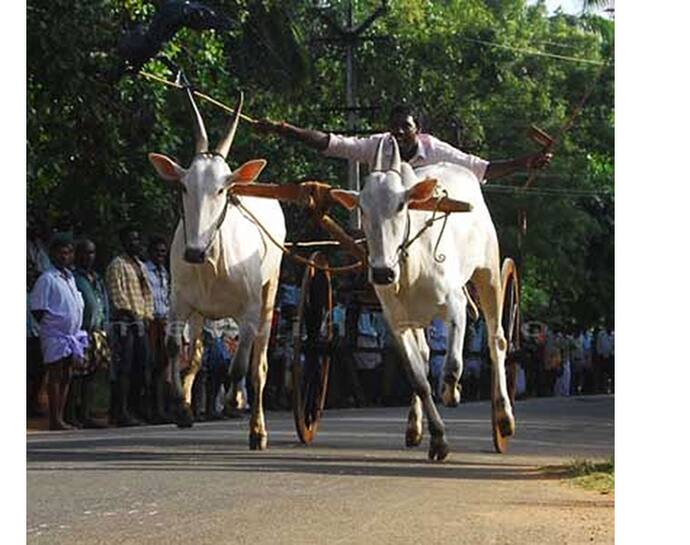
[228,159,267,186]
[406,177,438,203]
[148,153,186,182]
[330,189,359,211]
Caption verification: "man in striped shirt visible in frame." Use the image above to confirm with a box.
[144,235,172,424]
[106,227,154,426]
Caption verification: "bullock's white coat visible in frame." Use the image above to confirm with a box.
[370,162,497,326]
[170,195,285,330]
[150,152,285,449]
[333,157,514,459]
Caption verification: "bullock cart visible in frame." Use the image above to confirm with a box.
[227,180,521,454]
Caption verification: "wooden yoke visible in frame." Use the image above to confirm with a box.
[228,179,473,269]
[229,180,368,268]
[297,181,368,265]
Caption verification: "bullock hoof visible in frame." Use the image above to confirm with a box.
[405,428,423,448]
[249,433,268,451]
[494,399,516,438]
[497,415,515,438]
[428,436,450,462]
[174,403,194,429]
[441,382,460,407]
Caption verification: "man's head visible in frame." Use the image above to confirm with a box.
[119,226,142,259]
[75,238,96,270]
[49,233,75,271]
[148,235,168,266]
[388,104,420,162]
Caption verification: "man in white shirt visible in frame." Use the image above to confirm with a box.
[254,104,552,183]
[30,234,88,430]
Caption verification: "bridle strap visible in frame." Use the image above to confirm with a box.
[397,189,451,264]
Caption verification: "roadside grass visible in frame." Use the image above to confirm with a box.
[542,458,614,495]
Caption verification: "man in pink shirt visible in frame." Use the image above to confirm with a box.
[254,104,551,183]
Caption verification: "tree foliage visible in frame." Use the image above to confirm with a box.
[27,0,614,328]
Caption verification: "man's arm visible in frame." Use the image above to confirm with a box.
[484,151,553,181]
[29,274,50,324]
[252,119,330,151]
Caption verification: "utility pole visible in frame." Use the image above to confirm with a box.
[315,0,388,228]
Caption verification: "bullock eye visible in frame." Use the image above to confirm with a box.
[217,188,225,196]
[396,201,405,213]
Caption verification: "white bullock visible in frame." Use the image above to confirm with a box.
[148,88,285,450]
[331,137,515,460]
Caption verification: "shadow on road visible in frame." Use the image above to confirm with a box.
[28,441,551,482]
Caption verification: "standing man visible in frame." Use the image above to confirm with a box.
[27,258,45,417]
[463,315,486,402]
[595,324,614,394]
[69,238,111,428]
[254,104,552,182]
[29,233,88,430]
[106,227,154,426]
[144,235,172,424]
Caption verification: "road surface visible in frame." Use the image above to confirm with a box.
[27,395,614,544]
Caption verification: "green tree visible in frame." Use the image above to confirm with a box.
[27,0,614,328]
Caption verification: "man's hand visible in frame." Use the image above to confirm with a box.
[524,151,553,170]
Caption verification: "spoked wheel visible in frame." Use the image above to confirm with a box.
[492,258,520,453]
[291,251,334,445]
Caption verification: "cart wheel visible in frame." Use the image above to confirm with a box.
[492,258,520,454]
[291,252,334,445]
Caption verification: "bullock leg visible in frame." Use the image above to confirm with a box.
[472,268,515,438]
[180,313,204,419]
[405,328,429,447]
[246,280,279,451]
[441,290,468,407]
[225,313,260,445]
[393,328,449,461]
[165,300,195,428]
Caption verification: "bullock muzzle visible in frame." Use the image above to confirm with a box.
[184,248,206,263]
[371,267,396,285]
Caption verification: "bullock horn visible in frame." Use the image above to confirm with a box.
[389,135,401,173]
[215,91,244,159]
[373,135,386,171]
[184,86,209,154]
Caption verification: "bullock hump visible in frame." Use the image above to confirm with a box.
[413,162,485,207]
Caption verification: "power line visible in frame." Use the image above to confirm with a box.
[485,183,612,194]
[483,184,613,198]
[458,37,608,65]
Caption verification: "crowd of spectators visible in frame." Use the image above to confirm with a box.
[27,218,615,431]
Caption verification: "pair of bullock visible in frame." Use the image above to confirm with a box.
[148,89,515,459]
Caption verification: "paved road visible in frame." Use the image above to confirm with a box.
[27,395,614,544]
